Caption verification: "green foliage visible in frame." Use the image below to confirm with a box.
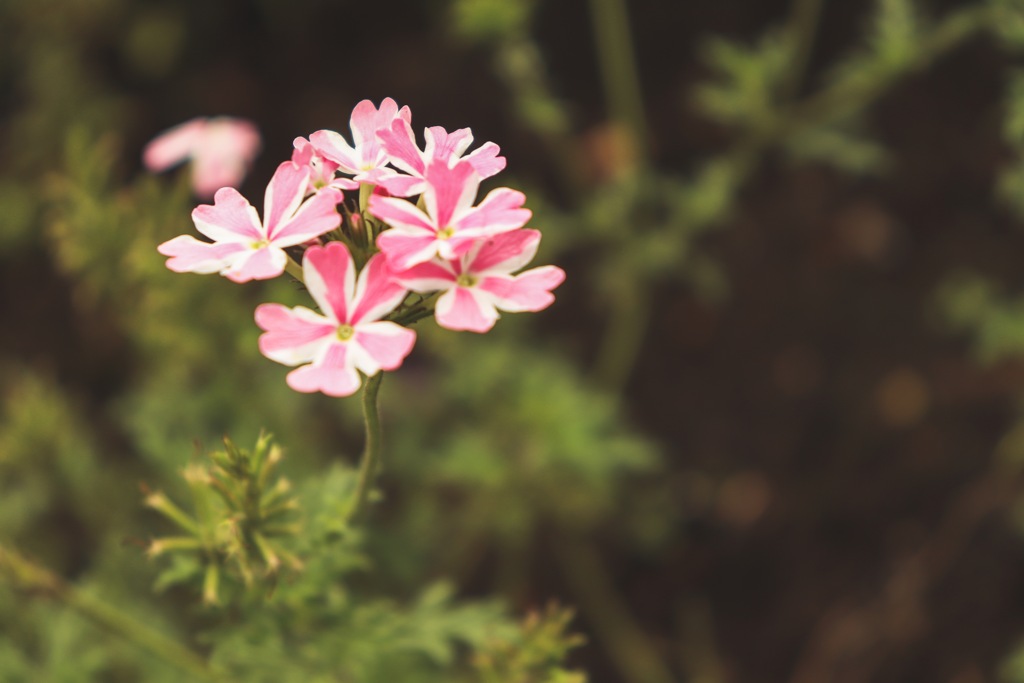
[935,273,1024,363]
[783,119,889,174]
[695,32,795,131]
[146,434,303,604]
[990,0,1024,50]
[473,604,588,683]
[451,0,536,41]
[0,371,113,563]
[384,334,660,582]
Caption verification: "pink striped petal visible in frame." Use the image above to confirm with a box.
[310,129,361,174]
[302,242,355,324]
[453,187,530,233]
[423,161,479,230]
[478,266,565,312]
[436,233,479,263]
[350,253,409,324]
[466,229,541,274]
[157,235,249,274]
[435,287,498,333]
[268,186,342,246]
[376,231,444,271]
[143,118,206,171]
[378,118,426,176]
[223,246,288,283]
[350,98,395,149]
[424,127,473,164]
[286,344,362,397]
[377,174,426,198]
[255,304,335,365]
[191,187,264,243]
[368,195,435,233]
[390,259,456,292]
[353,322,416,371]
[263,162,309,235]
[462,141,506,179]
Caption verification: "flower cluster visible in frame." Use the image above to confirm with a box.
[155,99,564,397]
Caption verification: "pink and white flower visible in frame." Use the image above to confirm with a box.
[309,98,411,186]
[376,118,506,197]
[157,161,342,283]
[370,160,531,271]
[143,117,261,198]
[392,229,565,333]
[255,242,416,396]
[291,136,358,195]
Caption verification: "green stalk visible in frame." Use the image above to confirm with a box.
[347,372,384,523]
[588,0,649,166]
[552,535,675,683]
[0,544,232,683]
[285,256,304,282]
[779,0,825,101]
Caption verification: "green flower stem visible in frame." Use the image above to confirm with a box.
[594,278,651,393]
[285,257,304,282]
[780,0,824,101]
[347,372,384,523]
[552,535,676,683]
[0,543,232,683]
[588,0,649,166]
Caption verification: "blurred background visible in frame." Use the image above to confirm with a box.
[5,0,1024,681]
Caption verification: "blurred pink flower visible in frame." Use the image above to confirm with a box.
[391,229,564,333]
[143,117,261,198]
[255,242,415,396]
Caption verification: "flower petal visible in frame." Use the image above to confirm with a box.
[461,141,506,179]
[466,229,541,274]
[453,187,530,234]
[478,265,565,312]
[255,304,335,365]
[390,259,456,293]
[424,126,473,164]
[368,195,434,233]
[268,186,342,246]
[310,129,361,174]
[263,162,309,235]
[376,230,443,271]
[353,321,416,372]
[377,174,426,198]
[286,344,362,397]
[423,161,479,230]
[302,242,356,323]
[191,187,264,243]
[435,287,498,333]
[350,253,409,324]
[223,245,288,283]
[157,234,249,274]
[378,118,426,176]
